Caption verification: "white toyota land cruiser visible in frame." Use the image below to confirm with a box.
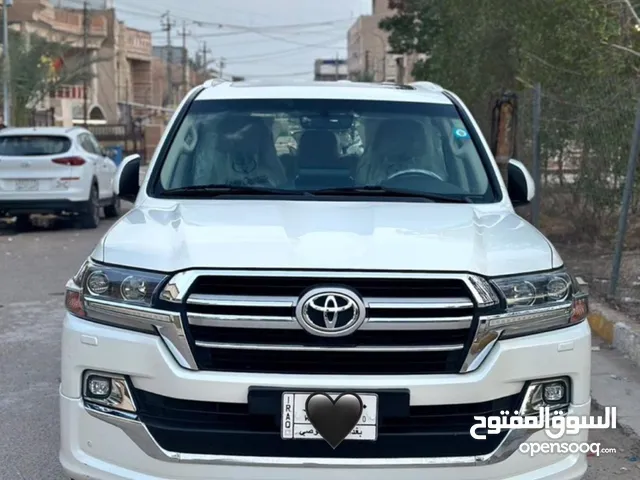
[60,79,591,480]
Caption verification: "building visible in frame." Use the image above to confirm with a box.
[347,0,423,84]
[7,0,160,126]
[314,58,348,81]
[152,45,195,107]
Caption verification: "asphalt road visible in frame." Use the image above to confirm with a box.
[0,210,639,479]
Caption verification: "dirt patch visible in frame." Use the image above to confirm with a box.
[555,243,640,323]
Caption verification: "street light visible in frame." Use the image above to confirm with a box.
[2,0,12,126]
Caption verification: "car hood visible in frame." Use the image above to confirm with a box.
[96,200,559,276]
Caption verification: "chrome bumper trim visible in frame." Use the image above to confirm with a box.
[85,402,541,467]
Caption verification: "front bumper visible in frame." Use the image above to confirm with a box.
[60,313,592,480]
[0,199,88,215]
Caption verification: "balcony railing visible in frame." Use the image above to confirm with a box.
[51,85,87,99]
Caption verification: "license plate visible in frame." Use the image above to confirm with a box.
[281,392,378,441]
[15,179,38,191]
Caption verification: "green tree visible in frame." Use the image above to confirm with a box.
[1,31,109,126]
[380,0,640,235]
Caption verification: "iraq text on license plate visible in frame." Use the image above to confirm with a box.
[15,179,38,191]
[281,392,378,441]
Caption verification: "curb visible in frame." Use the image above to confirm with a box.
[589,301,640,368]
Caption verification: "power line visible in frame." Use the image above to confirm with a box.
[59,0,353,34]
[224,34,347,63]
[113,1,354,34]
[121,0,283,21]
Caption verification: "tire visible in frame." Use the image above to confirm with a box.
[13,214,32,232]
[78,184,100,229]
[104,195,121,219]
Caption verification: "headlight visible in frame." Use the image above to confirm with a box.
[483,269,588,339]
[493,270,572,310]
[65,258,174,333]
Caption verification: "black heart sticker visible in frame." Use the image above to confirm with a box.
[304,393,363,449]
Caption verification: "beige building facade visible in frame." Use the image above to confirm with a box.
[7,0,156,126]
[347,0,423,84]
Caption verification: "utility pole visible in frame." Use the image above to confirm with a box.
[335,52,340,80]
[178,21,191,98]
[2,0,12,126]
[160,11,176,106]
[364,51,370,77]
[82,0,89,126]
[200,42,211,78]
[219,57,225,79]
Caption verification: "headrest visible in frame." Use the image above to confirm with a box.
[297,130,340,165]
[372,119,427,157]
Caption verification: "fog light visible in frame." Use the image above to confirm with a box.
[518,377,570,416]
[86,375,111,399]
[543,382,566,403]
[82,371,136,413]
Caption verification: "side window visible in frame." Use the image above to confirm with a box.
[78,134,97,154]
[88,134,103,155]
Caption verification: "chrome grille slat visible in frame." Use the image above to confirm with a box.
[366,298,473,309]
[194,341,465,352]
[187,294,296,308]
[188,313,297,329]
[365,317,473,330]
[186,312,473,330]
[186,294,473,310]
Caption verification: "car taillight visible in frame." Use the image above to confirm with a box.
[52,156,86,166]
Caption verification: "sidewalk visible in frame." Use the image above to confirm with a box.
[591,336,640,438]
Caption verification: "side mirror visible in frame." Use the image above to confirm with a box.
[507,159,535,207]
[114,153,141,203]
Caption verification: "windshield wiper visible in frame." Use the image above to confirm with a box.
[161,184,303,197]
[311,186,472,203]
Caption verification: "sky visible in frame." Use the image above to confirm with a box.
[77,0,374,80]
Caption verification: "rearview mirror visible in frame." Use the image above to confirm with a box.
[507,159,535,207]
[114,153,141,203]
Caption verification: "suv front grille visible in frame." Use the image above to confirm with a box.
[178,273,479,375]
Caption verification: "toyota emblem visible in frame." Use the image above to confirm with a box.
[295,287,367,337]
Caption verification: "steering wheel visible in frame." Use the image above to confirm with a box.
[385,168,445,183]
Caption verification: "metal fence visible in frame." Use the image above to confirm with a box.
[28,108,55,127]
[510,80,640,298]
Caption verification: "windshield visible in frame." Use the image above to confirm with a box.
[0,135,71,156]
[151,99,499,203]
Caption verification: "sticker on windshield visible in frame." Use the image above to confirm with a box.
[454,128,469,139]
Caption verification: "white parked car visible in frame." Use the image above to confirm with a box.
[60,80,590,480]
[0,126,120,229]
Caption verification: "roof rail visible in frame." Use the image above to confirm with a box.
[409,81,444,92]
[202,78,227,88]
